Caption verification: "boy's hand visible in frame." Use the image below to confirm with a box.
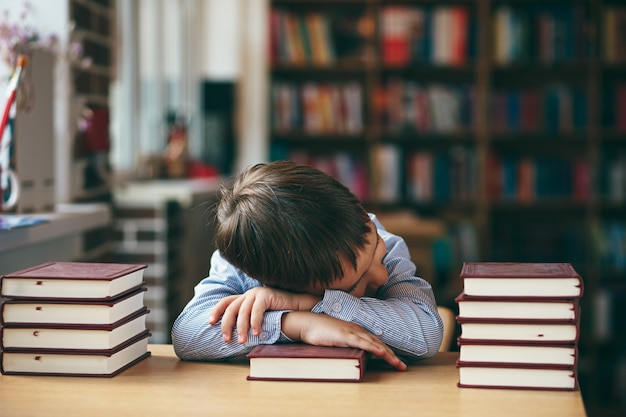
[282,311,407,371]
[208,287,321,344]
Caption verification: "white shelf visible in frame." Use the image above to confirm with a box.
[113,178,221,206]
[0,203,111,274]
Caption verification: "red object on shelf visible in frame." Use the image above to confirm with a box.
[84,107,110,153]
[187,160,219,179]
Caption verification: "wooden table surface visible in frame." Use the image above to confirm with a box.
[0,344,587,417]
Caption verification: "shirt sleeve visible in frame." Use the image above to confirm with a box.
[171,250,291,361]
[311,214,444,361]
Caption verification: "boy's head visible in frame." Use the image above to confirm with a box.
[215,161,371,291]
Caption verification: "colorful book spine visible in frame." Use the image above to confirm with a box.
[376,80,476,134]
[486,153,590,203]
[492,4,588,65]
[490,86,588,134]
[379,5,474,67]
[271,81,363,135]
[406,148,478,203]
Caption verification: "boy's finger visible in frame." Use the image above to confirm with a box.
[379,351,407,371]
[249,297,268,337]
[209,296,235,324]
[220,297,243,342]
[355,337,407,371]
[236,296,255,343]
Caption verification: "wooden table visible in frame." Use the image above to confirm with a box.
[0,345,587,417]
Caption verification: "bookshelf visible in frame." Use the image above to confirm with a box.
[267,1,626,415]
[70,0,116,205]
[68,0,117,263]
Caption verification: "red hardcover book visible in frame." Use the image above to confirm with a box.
[516,157,535,203]
[247,344,368,382]
[456,360,578,391]
[456,316,579,345]
[1,287,147,326]
[1,307,149,351]
[450,6,470,66]
[414,88,431,132]
[0,262,147,301]
[520,90,534,131]
[486,153,502,200]
[573,158,590,202]
[381,6,410,66]
[455,292,579,321]
[459,262,583,298]
[0,331,151,377]
[268,8,281,64]
[458,339,578,367]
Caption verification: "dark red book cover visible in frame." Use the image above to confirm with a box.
[1,287,147,325]
[457,338,578,368]
[486,153,502,199]
[1,262,147,282]
[456,315,580,345]
[460,262,580,279]
[456,360,578,391]
[1,306,148,331]
[572,159,590,202]
[459,262,583,298]
[0,331,151,377]
[455,291,580,318]
[247,344,368,382]
[0,262,147,300]
[1,309,150,352]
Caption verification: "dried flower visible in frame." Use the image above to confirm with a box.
[0,1,90,69]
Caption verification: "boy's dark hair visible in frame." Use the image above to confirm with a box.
[215,161,371,290]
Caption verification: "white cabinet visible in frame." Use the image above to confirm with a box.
[113,179,220,343]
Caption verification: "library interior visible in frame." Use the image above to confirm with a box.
[0,1,625,416]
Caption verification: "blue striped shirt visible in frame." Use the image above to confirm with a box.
[171,214,443,362]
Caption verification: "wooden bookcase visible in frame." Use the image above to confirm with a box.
[70,0,116,205]
[267,0,626,415]
[68,0,117,262]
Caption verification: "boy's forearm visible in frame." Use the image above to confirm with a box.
[313,288,443,360]
[172,307,288,360]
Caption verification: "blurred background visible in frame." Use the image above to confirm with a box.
[0,1,624,415]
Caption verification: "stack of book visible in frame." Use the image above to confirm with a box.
[0,262,151,377]
[455,262,583,390]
